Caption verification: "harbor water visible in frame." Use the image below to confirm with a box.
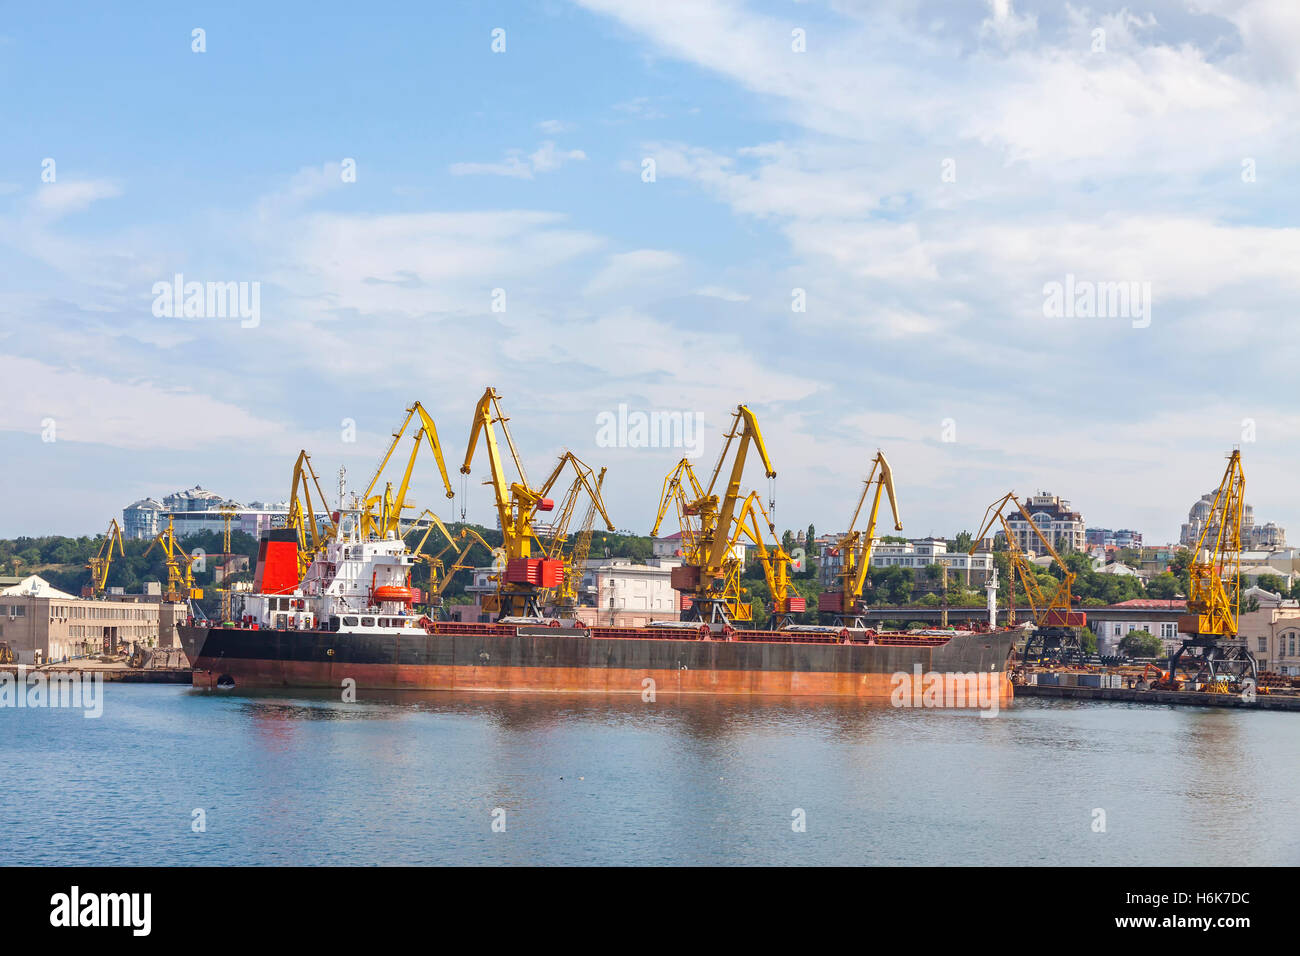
[2,685,1297,866]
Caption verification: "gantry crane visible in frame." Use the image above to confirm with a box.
[145,515,205,607]
[650,405,777,626]
[86,519,125,597]
[360,401,456,540]
[819,451,902,628]
[461,388,605,619]
[970,492,1086,663]
[1170,450,1255,689]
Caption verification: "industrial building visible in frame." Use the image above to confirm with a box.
[0,575,185,664]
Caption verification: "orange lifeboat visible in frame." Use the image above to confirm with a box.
[373,585,414,605]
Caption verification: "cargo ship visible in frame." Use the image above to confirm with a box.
[178,525,1016,703]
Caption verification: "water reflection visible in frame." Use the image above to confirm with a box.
[198,686,929,739]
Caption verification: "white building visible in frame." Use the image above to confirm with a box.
[1180,491,1285,550]
[580,558,681,625]
[123,485,292,540]
[652,531,747,565]
[1086,599,1185,657]
[1004,493,1086,553]
[820,537,993,587]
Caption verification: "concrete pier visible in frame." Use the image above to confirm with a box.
[1017,682,1300,711]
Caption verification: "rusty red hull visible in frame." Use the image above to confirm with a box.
[180,622,1015,702]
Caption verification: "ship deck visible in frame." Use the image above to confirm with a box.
[422,620,959,647]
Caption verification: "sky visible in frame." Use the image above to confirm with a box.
[2,0,1299,544]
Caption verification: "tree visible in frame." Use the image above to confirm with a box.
[805,523,816,571]
[1119,629,1163,658]
[950,530,973,553]
[1145,572,1180,600]
[1255,573,1287,596]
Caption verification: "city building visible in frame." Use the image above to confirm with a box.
[819,537,993,588]
[578,557,682,627]
[1237,587,1300,675]
[1086,528,1143,549]
[1004,493,1086,554]
[1086,599,1186,656]
[1180,491,1286,551]
[123,485,293,541]
[123,497,166,539]
[1238,549,1300,589]
[0,575,185,664]
[652,531,747,565]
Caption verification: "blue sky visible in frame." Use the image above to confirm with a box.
[3,0,1300,543]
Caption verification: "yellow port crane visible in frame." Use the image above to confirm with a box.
[1170,450,1255,689]
[86,519,125,597]
[970,492,1085,662]
[726,491,802,626]
[819,451,902,628]
[145,515,204,605]
[650,405,777,626]
[407,522,495,618]
[461,388,603,619]
[539,463,614,613]
[285,450,340,578]
[360,401,456,541]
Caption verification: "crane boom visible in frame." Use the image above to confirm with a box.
[651,405,778,626]
[727,492,799,622]
[361,401,455,539]
[460,388,593,619]
[87,519,125,597]
[704,406,775,570]
[970,491,1082,661]
[288,450,339,576]
[1164,451,1256,691]
[1185,451,1246,639]
[846,452,902,603]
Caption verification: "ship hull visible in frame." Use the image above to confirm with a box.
[179,624,1015,702]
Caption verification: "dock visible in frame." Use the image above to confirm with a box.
[1016,681,1300,711]
[1,663,192,684]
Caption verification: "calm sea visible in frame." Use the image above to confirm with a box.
[2,685,1296,866]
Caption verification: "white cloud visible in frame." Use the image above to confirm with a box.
[28,180,121,220]
[582,249,683,297]
[0,355,289,451]
[450,141,587,179]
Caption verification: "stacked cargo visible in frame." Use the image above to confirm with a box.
[504,558,564,588]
